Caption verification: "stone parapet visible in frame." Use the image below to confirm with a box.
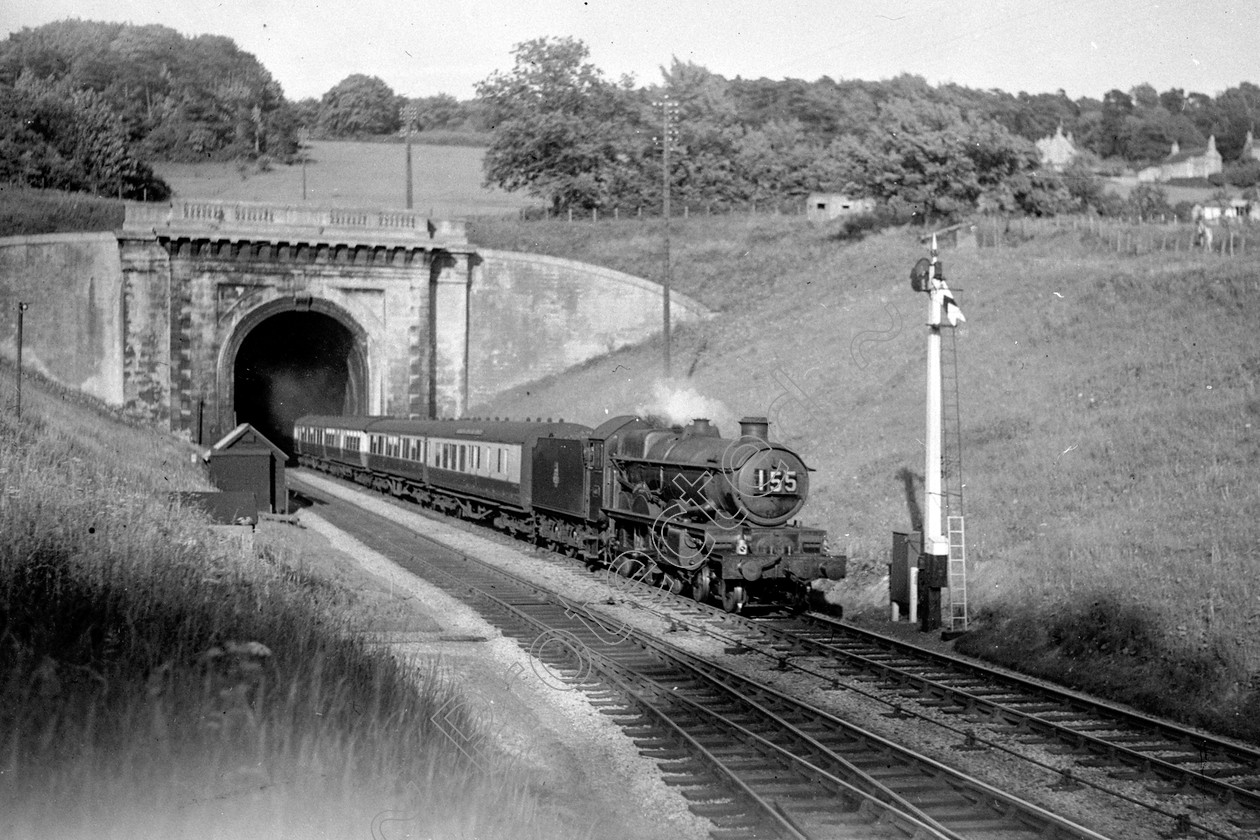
[124,200,468,248]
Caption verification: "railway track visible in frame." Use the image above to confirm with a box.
[293,475,1113,840]
[610,591,1260,839]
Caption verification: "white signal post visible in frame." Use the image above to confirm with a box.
[909,233,965,632]
[923,235,949,566]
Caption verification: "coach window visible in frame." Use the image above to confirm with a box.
[458,445,466,472]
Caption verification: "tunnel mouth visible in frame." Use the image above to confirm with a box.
[232,310,365,455]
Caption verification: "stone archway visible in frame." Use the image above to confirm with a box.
[216,298,370,453]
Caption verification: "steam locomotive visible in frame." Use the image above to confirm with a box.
[293,413,845,611]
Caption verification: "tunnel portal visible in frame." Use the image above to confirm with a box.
[232,311,365,455]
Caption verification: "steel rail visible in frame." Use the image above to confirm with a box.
[771,613,1260,810]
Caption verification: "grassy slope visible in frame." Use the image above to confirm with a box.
[0,186,124,235]
[468,214,1260,741]
[0,365,557,839]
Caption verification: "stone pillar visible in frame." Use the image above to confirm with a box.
[117,237,173,428]
[429,251,471,419]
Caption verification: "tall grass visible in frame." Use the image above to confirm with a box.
[0,364,556,839]
[0,186,125,236]
[467,213,1260,742]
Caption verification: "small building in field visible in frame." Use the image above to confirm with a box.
[1192,198,1255,223]
[806,193,875,223]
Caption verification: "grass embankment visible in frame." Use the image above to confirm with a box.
[0,186,124,236]
[468,213,1260,743]
[0,366,549,839]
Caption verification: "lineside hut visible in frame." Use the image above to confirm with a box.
[806,193,875,224]
[205,423,288,514]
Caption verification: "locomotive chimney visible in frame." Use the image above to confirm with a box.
[689,418,716,437]
[739,416,770,441]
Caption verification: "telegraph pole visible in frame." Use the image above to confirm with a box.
[15,301,28,420]
[657,95,679,377]
[402,103,419,210]
[298,127,309,201]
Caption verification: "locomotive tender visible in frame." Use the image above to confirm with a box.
[293,413,845,611]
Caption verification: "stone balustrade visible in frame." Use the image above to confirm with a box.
[123,200,467,246]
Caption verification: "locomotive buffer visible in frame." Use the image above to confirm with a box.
[910,235,968,634]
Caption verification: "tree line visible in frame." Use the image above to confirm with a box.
[1,22,1257,214]
[474,38,1260,219]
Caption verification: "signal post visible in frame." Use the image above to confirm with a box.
[908,236,965,633]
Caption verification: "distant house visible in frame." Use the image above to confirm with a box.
[1193,197,1256,222]
[1244,130,1260,163]
[1035,125,1077,171]
[806,193,875,223]
[1137,135,1223,182]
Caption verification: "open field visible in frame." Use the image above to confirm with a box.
[154,140,539,216]
[467,213,1260,740]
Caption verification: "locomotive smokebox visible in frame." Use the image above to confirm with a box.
[739,416,770,441]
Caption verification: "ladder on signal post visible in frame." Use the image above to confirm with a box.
[941,325,968,632]
[946,515,967,631]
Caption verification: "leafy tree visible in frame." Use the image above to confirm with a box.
[0,21,297,162]
[1127,183,1171,219]
[317,74,399,137]
[1099,89,1134,158]
[1057,156,1106,210]
[1159,87,1186,114]
[654,59,745,205]
[477,37,646,212]
[1224,159,1260,187]
[1130,83,1160,110]
[0,74,168,199]
[821,98,1040,222]
[1212,83,1260,160]
[734,119,819,201]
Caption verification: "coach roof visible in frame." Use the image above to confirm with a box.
[295,415,593,444]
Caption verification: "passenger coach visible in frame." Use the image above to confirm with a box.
[293,415,593,528]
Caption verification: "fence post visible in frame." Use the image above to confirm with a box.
[568,208,573,223]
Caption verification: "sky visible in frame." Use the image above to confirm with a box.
[2,0,1257,103]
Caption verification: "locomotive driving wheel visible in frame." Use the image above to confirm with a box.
[715,576,747,614]
[691,567,713,604]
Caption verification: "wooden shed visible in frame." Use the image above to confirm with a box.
[205,423,288,514]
